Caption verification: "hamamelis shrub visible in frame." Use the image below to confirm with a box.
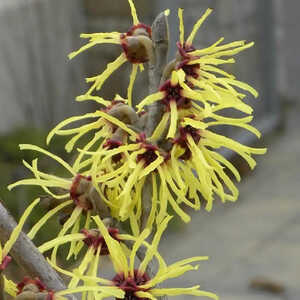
[2,1,267,299]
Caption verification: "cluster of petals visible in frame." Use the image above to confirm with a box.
[4,2,268,300]
[44,216,218,300]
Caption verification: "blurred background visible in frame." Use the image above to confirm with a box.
[0,0,299,299]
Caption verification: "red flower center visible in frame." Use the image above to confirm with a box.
[112,270,150,300]
[173,125,201,160]
[176,42,200,81]
[159,80,192,110]
[81,228,120,255]
[104,139,123,163]
[136,133,159,166]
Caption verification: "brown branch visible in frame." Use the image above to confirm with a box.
[146,11,169,138]
[139,11,170,234]
[0,201,76,300]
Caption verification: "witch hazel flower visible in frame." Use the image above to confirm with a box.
[69,0,160,106]
[7,144,112,263]
[49,216,218,300]
[136,68,253,141]
[39,223,122,293]
[175,8,258,105]
[169,111,266,210]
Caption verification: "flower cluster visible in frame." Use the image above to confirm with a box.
[4,1,267,299]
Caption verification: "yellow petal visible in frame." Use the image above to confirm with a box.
[19,144,76,176]
[97,110,138,138]
[3,276,18,297]
[128,64,138,107]
[167,101,178,139]
[178,8,185,45]
[3,198,40,257]
[87,53,127,94]
[186,8,213,45]
[128,0,139,25]
[136,92,164,112]
[28,200,73,240]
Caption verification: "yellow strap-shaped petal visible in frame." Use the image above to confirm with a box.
[129,229,151,276]
[76,94,111,106]
[19,144,76,176]
[39,233,84,253]
[97,110,138,137]
[128,63,138,107]
[138,155,164,179]
[28,200,73,240]
[136,92,164,112]
[146,173,158,230]
[47,111,102,145]
[128,0,139,25]
[86,53,127,94]
[93,216,128,276]
[139,215,172,273]
[3,198,40,256]
[186,8,213,45]
[178,8,185,45]
[151,287,218,299]
[135,291,157,300]
[167,101,178,139]
[150,112,169,141]
[56,286,124,298]
[3,276,18,297]
[68,38,120,59]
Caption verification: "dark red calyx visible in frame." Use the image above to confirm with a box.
[120,23,152,64]
[159,80,191,110]
[113,270,150,300]
[104,139,123,163]
[121,37,149,64]
[81,228,120,255]
[124,23,152,38]
[17,277,47,294]
[173,125,201,160]
[176,59,200,80]
[70,174,93,211]
[176,42,196,59]
[136,133,160,166]
[104,139,123,149]
[0,255,12,270]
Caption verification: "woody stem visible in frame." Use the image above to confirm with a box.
[0,200,76,300]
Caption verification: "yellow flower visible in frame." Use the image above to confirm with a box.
[168,108,266,211]
[176,8,258,104]
[50,216,218,300]
[136,69,254,140]
[39,225,123,295]
[46,97,138,155]
[7,144,111,263]
[69,0,155,106]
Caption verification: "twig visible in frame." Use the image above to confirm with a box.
[139,10,170,232]
[146,11,169,137]
[0,201,76,300]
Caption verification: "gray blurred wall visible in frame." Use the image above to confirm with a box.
[0,0,86,133]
